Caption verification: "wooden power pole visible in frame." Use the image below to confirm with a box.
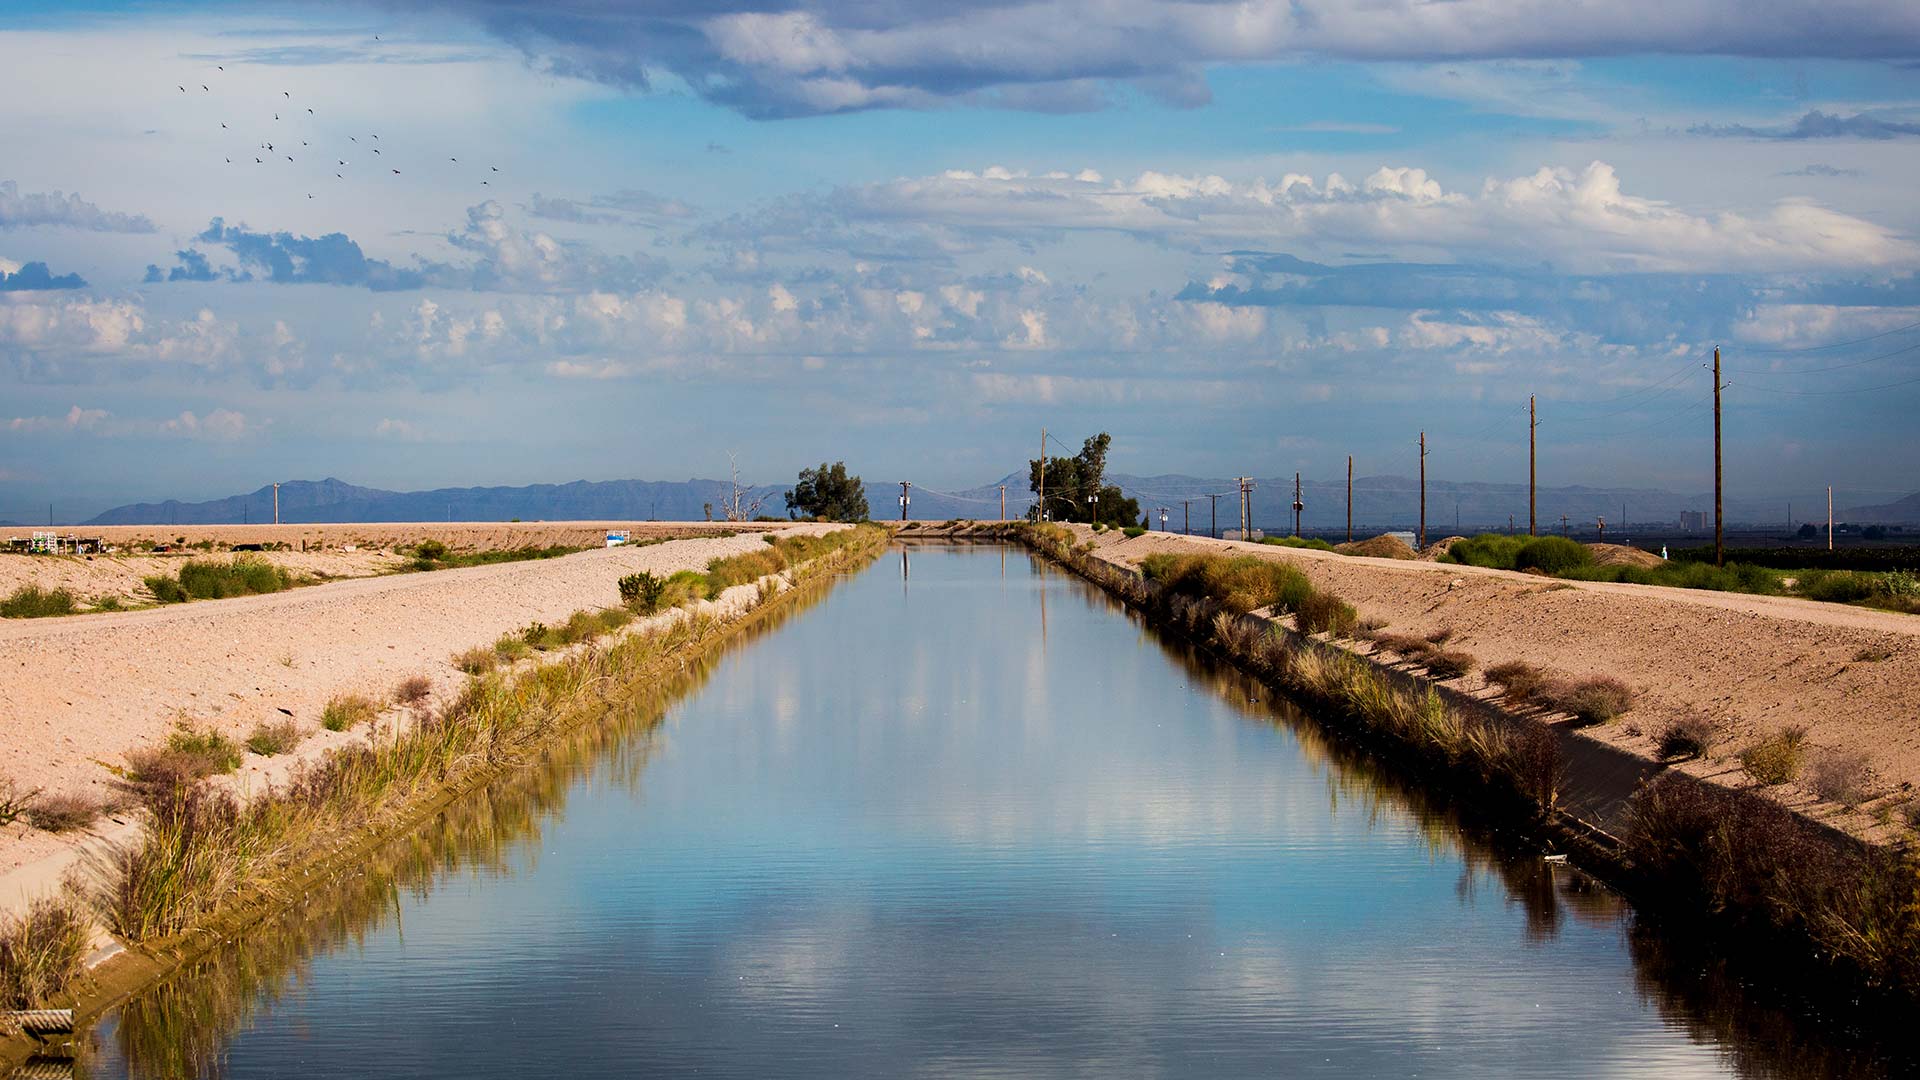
[1208,493,1221,539]
[1713,346,1724,567]
[1828,485,1834,551]
[1418,431,1428,551]
[273,482,281,526]
[1528,394,1537,536]
[899,481,911,522]
[999,484,1006,522]
[1038,427,1046,522]
[1292,473,1303,537]
[1346,455,1353,542]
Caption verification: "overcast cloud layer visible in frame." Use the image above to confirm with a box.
[2,2,1919,518]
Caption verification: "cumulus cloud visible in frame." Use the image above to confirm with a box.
[0,261,86,291]
[0,180,156,233]
[449,201,669,291]
[1691,109,1920,140]
[161,408,257,440]
[144,249,223,283]
[195,219,431,290]
[527,189,697,226]
[412,1,1920,117]
[718,161,1915,273]
[5,405,109,433]
[0,294,145,352]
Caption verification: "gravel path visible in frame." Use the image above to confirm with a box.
[0,525,838,876]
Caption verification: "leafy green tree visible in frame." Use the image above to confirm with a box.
[1026,432,1140,526]
[785,461,870,521]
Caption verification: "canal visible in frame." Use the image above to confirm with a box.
[78,544,1899,1077]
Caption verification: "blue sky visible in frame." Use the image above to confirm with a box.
[4,1,1920,518]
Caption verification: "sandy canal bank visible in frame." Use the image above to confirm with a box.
[0,525,838,893]
[1055,525,1920,844]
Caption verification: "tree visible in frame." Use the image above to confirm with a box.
[721,453,764,522]
[1026,432,1140,526]
[1797,522,1818,540]
[786,461,870,521]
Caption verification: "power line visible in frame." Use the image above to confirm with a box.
[1723,337,1920,376]
[1738,317,1920,354]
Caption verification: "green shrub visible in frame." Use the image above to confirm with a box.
[144,574,187,604]
[1122,526,1146,537]
[245,720,305,756]
[1740,726,1808,785]
[146,557,294,603]
[0,584,77,618]
[1295,590,1358,636]
[127,726,243,785]
[1795,569,1878,604]
[492,636,531,663]
[0,896,90,1008]
[1514,536,1593,575]
[1262,536,1335,552]
[320,694,378,732]
[619,571,668,613]
[1141,553,1314,616]
[1445,533,1526,570]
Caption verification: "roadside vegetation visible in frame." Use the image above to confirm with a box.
[403,540,582,572]
[1438,532,1920,614]
[784,461,870,521]
[145,557,301,604]
[0,584,78,618]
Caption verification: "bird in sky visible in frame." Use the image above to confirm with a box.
[274,113,279,120]
[372,147,381,154]
[371,134,379,140]
[201,85,208,91]
[307,108,313,114]
[391,169,400,174]
[450,157,457,162]
[221,122,227,128]
[255,157,262,163]
[286,155,293,161]
[490,166,499,172]
[216,65,223,70]
[336,173,342,178]
[349,136,356,142]
[283,91,290,98]
[177,85,185,92]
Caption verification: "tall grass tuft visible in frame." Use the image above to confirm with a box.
[0,896,90,1008]
[146,556,295,604]
[1741,726,1809,785]
[320,694,378,732]
[1807,749,1873,808]
[1,584,78,618]
[1656,714,1718,760]
[1537,675,1636,725]
[26,792,106,833]
[245,720,305,757]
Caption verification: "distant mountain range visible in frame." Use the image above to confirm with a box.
[75,475,1920,530]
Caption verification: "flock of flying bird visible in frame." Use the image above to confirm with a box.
[179,52,500,201]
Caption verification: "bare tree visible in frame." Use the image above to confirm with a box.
[722,452,764,522]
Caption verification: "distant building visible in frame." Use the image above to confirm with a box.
[1679,510,1708,532]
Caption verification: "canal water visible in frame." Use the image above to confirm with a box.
[77,544,1899,1077]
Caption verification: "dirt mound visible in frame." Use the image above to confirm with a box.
[1336,534,1417,560]
[1589,543,1665,569]
[1416,536,1468,561]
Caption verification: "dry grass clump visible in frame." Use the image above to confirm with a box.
[1484,659,1548,703]
[245,719,305,757]
[1852,645,1894,663]
[1294,589,1358,636]
[1140,552,1313,615]
[320,693,378,732]
[127,726,243,786]
[1422,648,1477,680]
[1537,675,1636,726]
[1807,749,1873,807]
[1335,534,1417,559]
[1656,713,1719,760]
[0,776,39,826]
[1740,725,1808,785]
[453,645,497,675]
[1372,631,1434,658]
[393,675,434,707]
[0,896,90,1008]
[24,792,106,833]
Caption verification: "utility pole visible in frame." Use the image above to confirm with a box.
[1528,394,1537,536]
[1828,485,1834,551]
[1208,493,1221,539]
[1561,514,1570,535]
[1235,477,1255,539]
[1158,507,1169,532]
[898,481,911,522]
[1713,346,1724,567]
[1182,499,1191,535]
[1038,427,1046,522]
[999,484,1006,522]
[1598,515,1606,542]
[1417,431,1428,551]
[273,482,281,526]
[1292,472,1303,537]
[1509,513,1514,535]
[1346,455,1353,543]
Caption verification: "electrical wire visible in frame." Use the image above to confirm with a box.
[1736,316,1920,354]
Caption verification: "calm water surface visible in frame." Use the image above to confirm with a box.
[76,545,1901,1078]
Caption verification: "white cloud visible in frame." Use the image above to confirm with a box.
[763,160,1914,273]
[162,408,256,440]
[6,405,109,433]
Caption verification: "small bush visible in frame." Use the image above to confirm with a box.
[1795,569,1879,604]
[320,694,378,732]
[1515,536,1593,575]
[144,574,187,604]
[1484,659,1546,703]
[1422,648,1476,680]
[0,584,78,618]
[0,896,90,1009]
[520,621,550,646]
[0,776,39,825]
[147,556,293,603]
[244,720,305,756]
[1656,714,1718,760]
[1295,590,1358,636]
[1806,749,1873,807]
[453,645,497,674]
[1851,645,1894,663]
[1262,536,1335,552]
[1423,626,1455,645]
[492,636,531,663]
[1122,526,1146,538]
[393,675,433,707]
[93,595,124,612]
[1740,726,1808,785]
[1372,631,1434,659]
[1444,533,1526,570]
[24,792,102,832]
[618,571,668,614]
[127,726,242,786]
[1538,675,1636,725]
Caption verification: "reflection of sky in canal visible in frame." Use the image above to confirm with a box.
[91,546,1813,1077]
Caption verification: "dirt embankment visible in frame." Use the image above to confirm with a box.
[1079,527,1920,843]
[0,526,837,885]
[52,519,764,551]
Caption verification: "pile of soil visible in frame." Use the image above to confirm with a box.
[1416,536,1468,561]
[1589,543,1666,569]
[1335,534,1417,560]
